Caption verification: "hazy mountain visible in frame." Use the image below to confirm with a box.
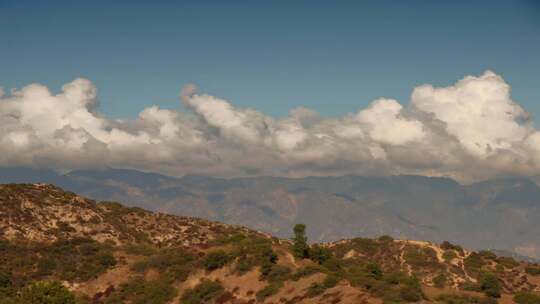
[1,166,539,259]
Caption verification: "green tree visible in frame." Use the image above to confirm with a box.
[20,281,76,304]
[292,224,309,259]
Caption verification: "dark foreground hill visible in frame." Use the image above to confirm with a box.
[1,184,540,304]
[1,167,540,260]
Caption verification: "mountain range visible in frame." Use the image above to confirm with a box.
[1,166,539,260]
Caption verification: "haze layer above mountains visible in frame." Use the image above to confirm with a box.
[1,167,539,259]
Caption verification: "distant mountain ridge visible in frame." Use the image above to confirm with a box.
[1,166,540,259]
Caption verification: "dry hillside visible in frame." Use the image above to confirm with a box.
[1,184,539,304]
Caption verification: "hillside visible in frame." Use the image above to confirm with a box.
[1,167,540,260]
[1,184,540,304]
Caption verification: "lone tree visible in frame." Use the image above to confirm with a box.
[293,224,309,259]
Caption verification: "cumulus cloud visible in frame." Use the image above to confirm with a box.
[1,71,539,182]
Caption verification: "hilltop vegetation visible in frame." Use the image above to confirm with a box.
[0,184,539,303]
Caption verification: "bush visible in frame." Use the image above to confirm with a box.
[123,243,157,256]
[441,241,464,253]
[403,246,440,269]
[378,235,394,243]
[181,280,223,304]
[399,276,423,302]
[131,248,196,281]
[20,281,76,304]
[478,272,501,298]
[464,253,486,276]
[203,250,230,271]
[514,291,540,304]
[364,262,383,280]
[526,267,540,276]
[0,271,15,298]
[309,245,331,265]
[321,257,343,273]
[497,256,519,269]
[478,250,497,260]
[443,250,458,262]
[255,282,282,301]
[322,274,340,288]
[433,273,447,288]
[290,265,323,281]
[460,281,481,292]
[435,293,498,304]
[306,282,326,297]
[230,237,278,274]
[44,239,117,282]
[115,277,177,304]
[259,263,291,282]
[306,274,341,297]
[383,271,408,285]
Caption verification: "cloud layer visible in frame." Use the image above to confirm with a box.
[1,71,539,182]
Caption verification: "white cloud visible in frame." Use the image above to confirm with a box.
[1,71,539,182]
[357,98,425,145]
[411,71,531,157]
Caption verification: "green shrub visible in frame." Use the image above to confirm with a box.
[403,246,440,269]
[526,267,540,276]
[322,274,339,288]
[399,276,423,302]
[306,274,340,297]
[435,293,498,304]
[123,243,157,256]
[321,257,343,273]
[203,250,230,271]
[364,262,383,280]
[443,250,458,262]
[378,235,394,243]
[230,237,278,274]
[0,272,16,302]
[114,277,177,304]
[131,248,196,281]
[478,272,501,298]
[383,271,408,285]
[478,251,497,260]
[460,281,481,292]
[497,256,519,269]
[34,238,118,282]
[306,282,326,297]
[433,273,447,288]
[290,265,323,281]
[181,280,223,304]
[514,291,540,304]
[309,245,332,265]
[259,263,291,282]
[255,282,282,301]
[464,253,486,276]
[440,241,464,254]
[20,281,76,304]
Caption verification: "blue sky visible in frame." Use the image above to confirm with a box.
[1,0,539,119]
